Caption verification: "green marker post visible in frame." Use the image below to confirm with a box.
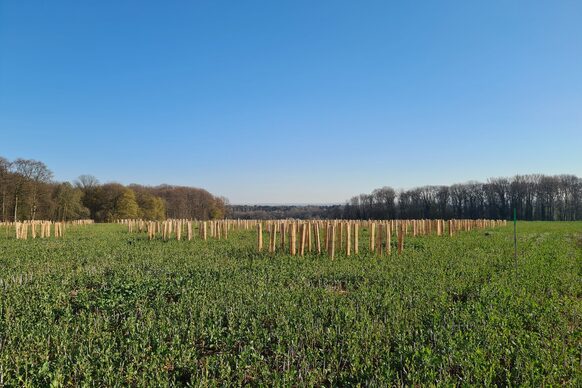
[513,208,517,265]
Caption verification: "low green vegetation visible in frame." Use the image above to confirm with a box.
[0,222,580,385]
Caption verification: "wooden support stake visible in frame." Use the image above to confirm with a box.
[398,224,404,254]
[280,222,286,251]
[386,224,391,255]
[257,223,263,252]
[272,223,276,253]
[339,222,344,254]
[300,223,306,256]
[323,223,328,252]
[370,222,376,253]
[315,223,321,254]
[354,223,359,255]
[307,222,312,252]
[330,224,335,260]
[376,223,383,255]
[290,223,297,256]
[346,222,351,256]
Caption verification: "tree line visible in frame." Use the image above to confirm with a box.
[230,174,582,221]
[344,175,582,221]
[2,156,579,222]
[0,156,226,222]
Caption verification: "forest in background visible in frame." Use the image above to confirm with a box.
[0,156,226,222]
[2,155,581,222]
[231,174,582,221]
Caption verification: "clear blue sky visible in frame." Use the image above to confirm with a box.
[1,1,581,204]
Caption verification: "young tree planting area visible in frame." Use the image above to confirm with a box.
[0,221,580,385]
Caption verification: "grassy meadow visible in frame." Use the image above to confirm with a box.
[0,222,580,385]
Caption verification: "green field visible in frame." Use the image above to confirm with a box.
[1,222,580,386]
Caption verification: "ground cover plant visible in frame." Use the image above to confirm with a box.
[0,222,580,385]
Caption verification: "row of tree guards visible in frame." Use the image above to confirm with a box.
[256,219,506,258]
[120,219,231,241]
[0,219,94,240]
[121,218,506,258]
